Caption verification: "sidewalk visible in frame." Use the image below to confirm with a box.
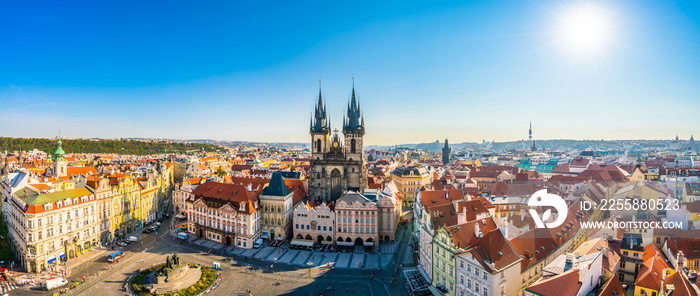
[12,246,109,289]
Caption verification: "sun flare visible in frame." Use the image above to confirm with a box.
[561,7,610,53]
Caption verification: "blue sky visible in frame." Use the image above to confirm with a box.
[1,0,699,145]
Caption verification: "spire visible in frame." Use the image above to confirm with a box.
[344,78,364,132]
[311,81,329,133]
[54,132,66,161]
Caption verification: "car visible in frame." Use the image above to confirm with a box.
[253,238,263,249]
[143,228,153,234]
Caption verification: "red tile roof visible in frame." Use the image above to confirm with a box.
[525,267,582,296]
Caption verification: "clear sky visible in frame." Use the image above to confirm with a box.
[1,0,699,145]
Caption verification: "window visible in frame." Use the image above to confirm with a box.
[468,279,472,289]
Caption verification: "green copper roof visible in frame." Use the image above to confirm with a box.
[18,187,92,206]
[54,135,66,161]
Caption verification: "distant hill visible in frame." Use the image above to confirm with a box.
[0,137,221,155]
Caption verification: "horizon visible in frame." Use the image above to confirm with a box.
[2,0,699,145]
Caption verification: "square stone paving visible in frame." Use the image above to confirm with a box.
[365,254,379,269]
[265,248,287,261]
[255,246,274,259]
[336,253,352,268]
[320,253,338,267]
[380,254,393,267]
[350,253,365,269]
[293,251,312,266]
[241,248,258,257]
[279,250,299,264]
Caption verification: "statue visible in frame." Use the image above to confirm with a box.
[153,253,188,284]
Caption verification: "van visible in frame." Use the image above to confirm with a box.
[177,232,189,240]
[44,278,68,290]
[127,236,138,242]
[253,238,263,249]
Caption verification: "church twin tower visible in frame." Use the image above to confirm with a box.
[308,82,367,201]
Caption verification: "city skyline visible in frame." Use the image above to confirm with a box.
[2,0,699,145]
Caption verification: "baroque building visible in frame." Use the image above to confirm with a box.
[308,83,367,201]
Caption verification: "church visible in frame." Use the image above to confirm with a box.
[307,82,368,201]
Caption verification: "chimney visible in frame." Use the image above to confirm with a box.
[565,253,575,264]
[676,251,685,271]
[578,265,586,284]
[662,268,668,281]
[445,191,449,200]
[601,246,610,258]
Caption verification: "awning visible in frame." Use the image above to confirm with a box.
[364,241,374,246]
[261,231,269,239]
[275,236,284,241]
[47,256,57,264]
[320,240,333,244]
[59,252,66,260]
[175,214,186,219]
[290,239,314,247]
[337,241,353,246]
[428,285,445,296]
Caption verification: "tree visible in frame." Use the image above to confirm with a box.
[215,168,226,177]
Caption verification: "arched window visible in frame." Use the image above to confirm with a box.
[316,139,322,153]
[351,139,356,153]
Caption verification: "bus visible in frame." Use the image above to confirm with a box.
[107,250,124,263]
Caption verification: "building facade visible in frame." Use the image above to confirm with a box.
[3,186,99,273]
[187,182,261,248]
[259,172,295,240]
[293,200,335,242]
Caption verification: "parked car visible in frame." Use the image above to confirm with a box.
[143,228,153,234]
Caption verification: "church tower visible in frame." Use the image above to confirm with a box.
[310,85,330,160]
[53,133,68,177]
[343,80,367,192]
[308,79,368,202]
[442,139,451,165]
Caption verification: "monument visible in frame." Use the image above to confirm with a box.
[140,254,201,294]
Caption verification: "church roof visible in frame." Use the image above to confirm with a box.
[263,172,290,196]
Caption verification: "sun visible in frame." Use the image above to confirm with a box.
[560,7,610,53]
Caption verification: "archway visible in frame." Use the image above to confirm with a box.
[317,235,324,243]
[385,235,390,242]
[326,236,332,242]
[68,249,75,259]
[305,235,312,240]
[337,237,343,242]
[367,238,374,243]
[226,236,231,246]
[351,139,356,153]
[199,229,203,238]
[354,237,364,246]
[270,229,275,239]
[345,237,351,243]
[331,169,342,200]
[296,234,303,239]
